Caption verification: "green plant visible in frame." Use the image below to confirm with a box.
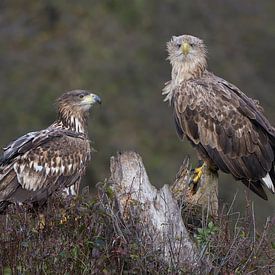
[194,221,219,247]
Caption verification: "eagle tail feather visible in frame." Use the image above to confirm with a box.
[241,179,268,200]
[263,167,275,194]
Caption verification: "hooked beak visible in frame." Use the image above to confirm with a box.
[181,42,190,56]
[83,93,102,105]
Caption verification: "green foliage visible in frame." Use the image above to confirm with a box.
[194,221,219,247]
[3,267,12,275]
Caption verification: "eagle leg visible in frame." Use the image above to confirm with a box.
[189,160,206,193]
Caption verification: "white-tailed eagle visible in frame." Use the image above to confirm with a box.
[163,34,275,200]
[0,90,101,211]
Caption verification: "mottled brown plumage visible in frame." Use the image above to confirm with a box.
[0,90,101,211]
[164,35,275,200]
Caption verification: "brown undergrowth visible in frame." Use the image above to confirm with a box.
[0,183,274,274]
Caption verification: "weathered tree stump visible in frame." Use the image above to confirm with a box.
[110,151,210,272]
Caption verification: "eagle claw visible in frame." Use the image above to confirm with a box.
[189,162,205,193]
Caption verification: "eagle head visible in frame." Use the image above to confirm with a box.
[167,35,207,80]
[57,90,101,114]
[56,90,101,133]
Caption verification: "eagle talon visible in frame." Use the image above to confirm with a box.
[189,162,206,192]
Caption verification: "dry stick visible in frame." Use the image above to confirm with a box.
[216,197,242,273]
[254,217,271,259]
[109,151,208,272]
[247,217,273,274]
[99,189,128,243]
[240,202,257,272]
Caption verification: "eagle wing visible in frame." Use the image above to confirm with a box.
[0,128,90,202]
[173,73,275,199]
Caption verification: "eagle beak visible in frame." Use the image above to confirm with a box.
[83,94,102,105]
[91,94,102,105]
[181,42,190,56]
[81,94,101,105]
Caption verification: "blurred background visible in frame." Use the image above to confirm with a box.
[0,0,274,226]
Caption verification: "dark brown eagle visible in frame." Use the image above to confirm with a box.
[163,34,275,200]
[0,90,101,211]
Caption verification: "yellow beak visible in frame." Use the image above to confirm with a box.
[83,93,102,105]
[181,42,190,55]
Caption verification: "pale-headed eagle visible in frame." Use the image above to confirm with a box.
[0,90,101,211]
[163,34,275,200]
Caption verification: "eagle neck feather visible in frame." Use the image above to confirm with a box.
[163,57,207,104]
[54,109,88,135]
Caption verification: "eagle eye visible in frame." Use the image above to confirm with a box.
[176,43,181,49]
[79,94,84,99]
